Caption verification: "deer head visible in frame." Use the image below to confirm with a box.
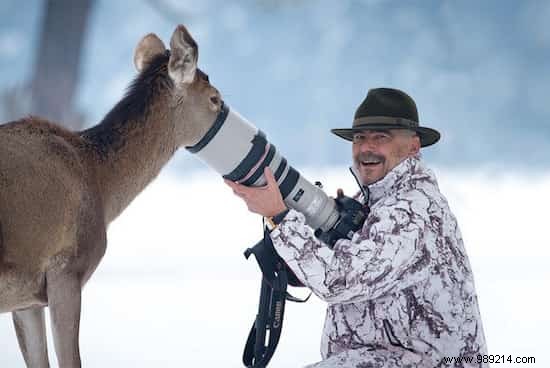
[133,25,222,147]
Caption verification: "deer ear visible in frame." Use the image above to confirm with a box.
[134,33,166,72]
[168,25,198,85]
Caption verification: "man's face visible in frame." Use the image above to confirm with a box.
[352,129,420,185]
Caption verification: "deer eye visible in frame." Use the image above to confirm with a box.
[210,96,219,105]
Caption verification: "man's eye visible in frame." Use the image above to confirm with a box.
[373,133,390,141]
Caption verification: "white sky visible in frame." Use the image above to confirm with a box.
[1,166,549,367]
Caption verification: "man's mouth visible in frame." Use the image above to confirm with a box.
[359,159,382,167]
[356,153,385,169]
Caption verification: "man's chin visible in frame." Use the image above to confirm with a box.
[354,161,386,185]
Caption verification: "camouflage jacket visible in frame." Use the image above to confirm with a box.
[270,157,488,368]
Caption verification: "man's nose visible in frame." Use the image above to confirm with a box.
[357,139,377,152]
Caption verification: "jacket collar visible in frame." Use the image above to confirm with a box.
[365,156,431,206]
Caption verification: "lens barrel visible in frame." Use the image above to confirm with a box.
[186,103,341,233]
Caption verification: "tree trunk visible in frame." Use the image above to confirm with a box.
[31,0,94,129]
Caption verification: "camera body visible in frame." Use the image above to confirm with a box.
[187,103,368,247]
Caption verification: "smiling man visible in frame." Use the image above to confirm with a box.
[226,88,488,367]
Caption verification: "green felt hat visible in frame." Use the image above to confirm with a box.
[331,88,440,147]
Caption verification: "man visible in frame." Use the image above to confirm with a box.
[226,88,488,367]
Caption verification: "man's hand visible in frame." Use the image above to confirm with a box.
[224,167,287,217]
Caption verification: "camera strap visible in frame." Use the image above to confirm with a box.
[243,227,310,368]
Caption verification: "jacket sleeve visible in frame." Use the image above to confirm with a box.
[270,190,432,304]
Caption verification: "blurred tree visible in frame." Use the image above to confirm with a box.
[30,0,95,129]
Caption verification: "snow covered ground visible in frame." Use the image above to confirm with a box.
[1,165,549,367]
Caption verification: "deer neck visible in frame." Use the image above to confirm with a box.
[81,53,180,224]
[99,107,176,224]
[89,99,178,224]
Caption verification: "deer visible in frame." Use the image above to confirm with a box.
[0,25,222,367]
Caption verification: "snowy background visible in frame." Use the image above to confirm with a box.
[1,0,549,367]
[1,168,549,367]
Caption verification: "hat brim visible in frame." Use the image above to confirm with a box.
[331,124,440,147]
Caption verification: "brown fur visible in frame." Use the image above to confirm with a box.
[0,25,222,366]
[0,115,97,310]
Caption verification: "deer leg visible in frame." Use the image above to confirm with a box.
[12,307,50,368]
[46,269,82,368]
